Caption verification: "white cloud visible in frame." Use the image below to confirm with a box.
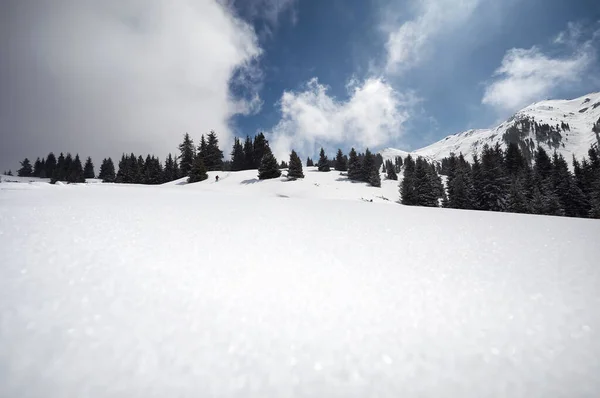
[384,0,484,73]
[0,0,261,170]
[482,44,595,112]
[269,78,415,160]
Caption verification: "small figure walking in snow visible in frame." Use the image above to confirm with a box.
[215,175,219,182]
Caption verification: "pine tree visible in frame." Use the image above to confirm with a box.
[279,160,289,169]
[369,168,381,187]
[386,160,398,180]
[204,131,224,171]
[400,155,416,205]
[163,153,178,182]
[361,149,375,182]
[506,178,528,214]
[258,147,282,180]
[98,158,116,182]
[243,136,255,170]
[317,148,330,172]
[413,157,439,207]
[198,135,207,163]
[231,137,245,171]
[18,158,33,177]
[288,150,304,179]
[52,153,66,183]
[83,156,95,179]
[33,158,43,177]
[334,149,347,171]
[479,144,507,211]
[68,154,85,183]
[347,148,361,180]
[253,133,269,169]
[306,157,314,167]
[7,170,13,176]
[188,154,208,183]
[178,133,195,177]
[45,153,57,179]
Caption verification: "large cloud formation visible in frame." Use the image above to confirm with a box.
[0,0,261,171]
[269,77,414,160]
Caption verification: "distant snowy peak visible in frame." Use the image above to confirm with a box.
[383,92,600,164]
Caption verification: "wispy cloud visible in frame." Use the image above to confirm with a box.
[482,23,598,113]
[269,77,417,159]
[384,0,485,74]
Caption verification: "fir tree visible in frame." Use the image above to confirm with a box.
[253,133,269,169]
[317,148,330,172]
[306,157,314,167]
[188,154,208,183]
[334,149,347,171]
[506,178,528,214]
[361,149,375,182]
[98,158,116,182]
[287,150,304,179]
[347,148,362,181]
[33,158,43,177]
[18,158,33,177]
[45,153,57,179]
[178,133,195,177]
[68,154,85,183]
[413,157,439,207]
[83,156,95,179]
[231,137,245,171]
[386,160,398,180]
[243,136,254,170]
[258,147,282,180]
[163,154,178,182]
[369,168,381,187]
[198,135,207,163]
[400,155,416,205]
[204,131,224,171]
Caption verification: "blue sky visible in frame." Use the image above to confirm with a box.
[229,0,600,156]
[1,0,599,171]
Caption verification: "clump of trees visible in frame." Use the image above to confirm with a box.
[400,142,600,219]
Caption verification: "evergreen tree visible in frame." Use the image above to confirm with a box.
[204,131,224,171]
[361,149,375,182]
[317,148,330,172]
[334,149,347,171]
[347,148,361,181]
[45,153,57,179]
[400,155,416,205]
[83,156,95,179]
[386,160,398,180]
[306,157,314,167]
[231,137,245,171]
[505,142,526,177]
[163,153,178,182]
[7,170,13,176]
[98,158,116,182]
[18,158,33,177]
[68,154,85,183]
[288,150,304,179]
[258,147,282,180]
[33,158,43,177]
[506,178,528,214]
[243,135,255,170]
[52,153,66,183]
[369,168,381,187]
[198,135,207,163]
[413,157,439,207]
[479,144,507,211]
[253,133,269,169]
[178,133,195,177]
[188,154,208,183]
[279,160,289,169]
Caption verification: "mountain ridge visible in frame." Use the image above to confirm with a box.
[382,92,600,165]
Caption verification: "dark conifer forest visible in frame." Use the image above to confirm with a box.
[7,131,600,219]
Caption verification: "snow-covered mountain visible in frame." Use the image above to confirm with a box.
[382,92,600,164]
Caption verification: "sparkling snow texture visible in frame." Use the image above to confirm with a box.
[1,171,599,397]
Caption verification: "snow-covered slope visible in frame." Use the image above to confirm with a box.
[1,175,599,397]
[382,92,600,164]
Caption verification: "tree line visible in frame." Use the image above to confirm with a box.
[399,142,600,219]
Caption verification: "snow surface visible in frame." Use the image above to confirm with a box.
[382,92,600,165]
[1,172,600,397]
